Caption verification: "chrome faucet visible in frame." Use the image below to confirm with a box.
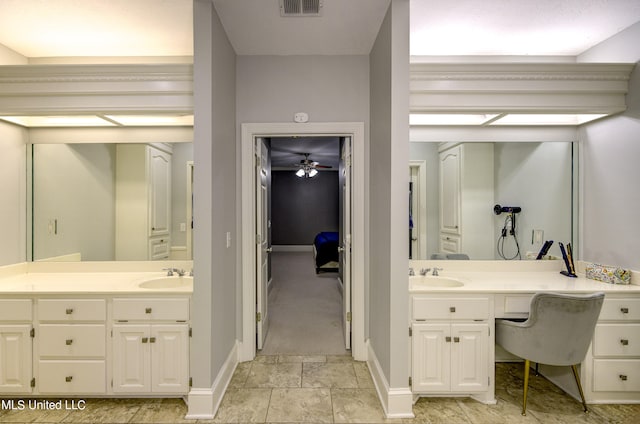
[419,268,431,276]
[432,267,443,276]
[409,267,415,276]
[162,268,174,276]
[163,268,186,277]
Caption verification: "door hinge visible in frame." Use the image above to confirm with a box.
[408,377,412,387]
[488,376,490,386]
[189,327,192,337]
[30,328,35,338]
[256,312,262,322]
[31,378,36,388]
[347,312,352,322]
[189,377,193,387]
[256,234,262,244]
[409,327,412,337]
[111,379,113,388]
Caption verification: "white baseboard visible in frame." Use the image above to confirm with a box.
[185,341,238,420]
[366,340,414,419]
[272,245,313,252]
[170,246,189,260]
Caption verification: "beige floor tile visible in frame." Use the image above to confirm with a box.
[278,355,327,363]
[253,355,278,364]
[229,362,253,388]
[245,363,302,388]
[60,398,142,423]
[302,362,358,388]
[457,396,537,424]
[353,362,375,389]
[332,388,402,423]
[326,355,354,363]
[129,398,190,423]
[404,397,471,424]
[588,404,640,424]
[266,388,333,423]
[212,388,271,423]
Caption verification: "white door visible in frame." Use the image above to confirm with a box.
[112,325,150,393]
[256,138,270,350]
[412,323,450,392]
[341,137,352,350]
[149,147,171,237]
[0,325,32,393]
[450,323,489,392]
[151,324,189,393]
[439,146,460,235]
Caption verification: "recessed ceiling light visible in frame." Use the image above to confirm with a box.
[490,114,607,126]
[410,114,499,126]
[104,115,194,126]
[0,116,115,127]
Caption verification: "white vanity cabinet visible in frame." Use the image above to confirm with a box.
[112,298,189,394]
[584,295,640,402]
[0,299,33,394]
[410,294,494,402]
[438,143,494,259]
[35,298,107,394]
[115,144,172,260]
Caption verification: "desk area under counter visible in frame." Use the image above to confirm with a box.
[408,259,640,405]
[0,261,192,398]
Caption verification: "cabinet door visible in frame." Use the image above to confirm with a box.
[412,323,450,392]
[0,325,32,393]
[439,146,461,235]
[450,323,489,392]
[148,147,171,237]
[112,325,150,393]
[151,325,189,393]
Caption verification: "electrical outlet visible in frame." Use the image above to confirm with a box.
[226,232,231,248]
[533,229,544,244]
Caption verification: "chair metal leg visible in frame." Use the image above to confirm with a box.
[571,364,589,413]
[522,359,530,416]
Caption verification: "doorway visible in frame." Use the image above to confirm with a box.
[240,122,366,362]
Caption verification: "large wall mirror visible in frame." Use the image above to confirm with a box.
[30,141,193,262]
[409,141,576,261]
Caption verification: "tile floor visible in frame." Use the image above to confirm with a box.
[1,357,638,423]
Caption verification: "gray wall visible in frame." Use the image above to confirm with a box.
[192,0,237,388]
[0,121,27,266]
[33,143,116,261]
[578,22,640,270]
[369,0,410,388]
[271,171,339,245]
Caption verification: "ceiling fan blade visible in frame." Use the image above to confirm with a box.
[315,165,333,169]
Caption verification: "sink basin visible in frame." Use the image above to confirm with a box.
[139,276,193,289]
[410,275,464,288]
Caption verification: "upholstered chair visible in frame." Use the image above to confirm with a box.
[495,291,605,416]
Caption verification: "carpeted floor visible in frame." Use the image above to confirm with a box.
[259,251,350,355]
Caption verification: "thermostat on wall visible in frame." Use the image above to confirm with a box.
[294,112,309,123]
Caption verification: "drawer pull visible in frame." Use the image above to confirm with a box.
[145,307,152,314]
[621,339,629,346]
[450,307,456,313]
[142,337,149,343]
[65,376,73,382]
[621,307,629,314]
[445,336,451,342]
[454,336,460,343]
[65,308,74,315]
[65,339,73,345]
[619,374,628,381]
[150,337,156,343]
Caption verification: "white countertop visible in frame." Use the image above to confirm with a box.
[0,262,193,295]
[409,260,640,294]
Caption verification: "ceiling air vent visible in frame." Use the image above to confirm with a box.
[280,0,323,17]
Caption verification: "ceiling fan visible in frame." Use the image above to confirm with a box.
[295,153,332,178]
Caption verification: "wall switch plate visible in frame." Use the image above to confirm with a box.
[533,229,544,244]
[180,223,186,232]
[226,232,231,248]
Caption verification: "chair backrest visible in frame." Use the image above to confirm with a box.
[524,292,605,366]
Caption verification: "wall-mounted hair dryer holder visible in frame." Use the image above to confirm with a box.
[494,204,522,215]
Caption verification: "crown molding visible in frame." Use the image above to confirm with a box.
[410,62,635,114]
[0,63,193,114]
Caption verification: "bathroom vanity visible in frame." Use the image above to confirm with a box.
[0,262,192,397]
[408,260,640,405]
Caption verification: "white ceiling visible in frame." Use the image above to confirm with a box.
[1,0,639,59]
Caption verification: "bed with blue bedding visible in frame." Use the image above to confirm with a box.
[313,231,339,273]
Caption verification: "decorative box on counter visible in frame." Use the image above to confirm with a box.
[585,262,631,285]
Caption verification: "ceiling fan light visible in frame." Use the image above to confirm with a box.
[309,169,318,177]
[296,168,306,177]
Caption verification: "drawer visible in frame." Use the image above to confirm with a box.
[0,299,32,321]
[38,360,106,394]
[38,324,106,358]
[599,298,640,321]
[593,324,640,357]
[149,237,170,260]
[113,298,189,321]
[439,234,460,254]
[495,294,533,318]
[593,359,640,392]
[412,296,489,320]
[38,299,106,322]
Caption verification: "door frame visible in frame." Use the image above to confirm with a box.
[239,122,366,362]
[409,160,427,259]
